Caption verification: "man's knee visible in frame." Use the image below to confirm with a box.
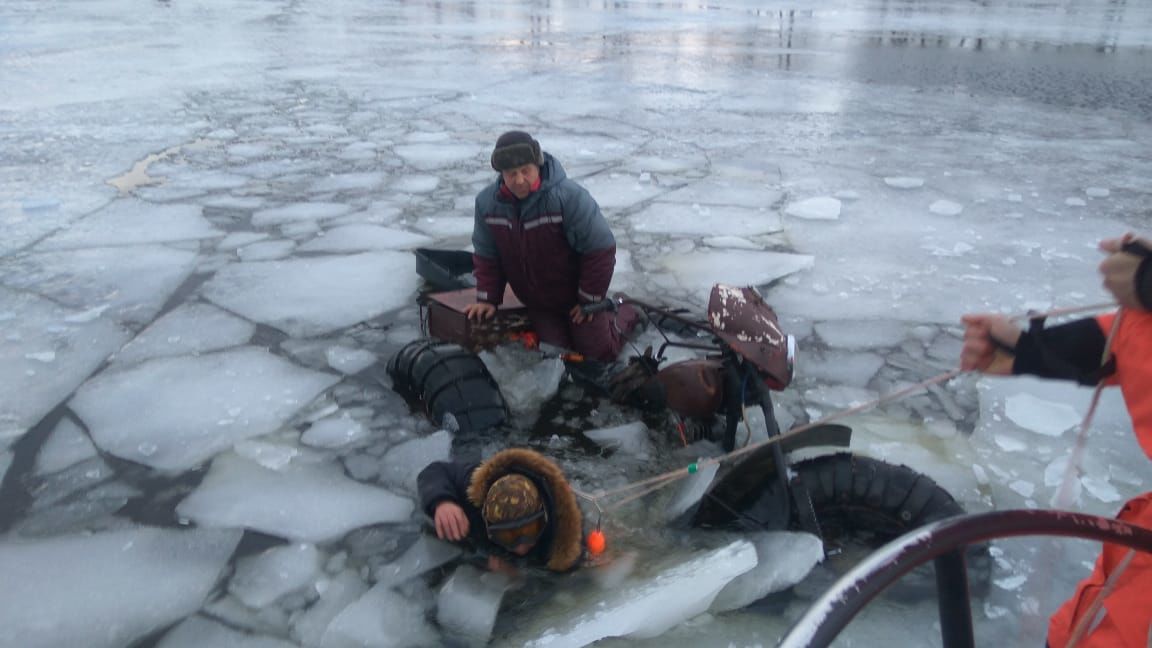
[572,313,624,361]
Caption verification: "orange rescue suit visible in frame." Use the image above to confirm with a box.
[1046,310,1152,648]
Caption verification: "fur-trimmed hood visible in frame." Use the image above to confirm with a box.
[466,448,583,572]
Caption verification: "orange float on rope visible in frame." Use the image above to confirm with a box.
[586,529,606,556]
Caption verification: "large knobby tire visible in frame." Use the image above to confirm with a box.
[791,453,992,598]
[792,453,964,542]
[386,339,508,436]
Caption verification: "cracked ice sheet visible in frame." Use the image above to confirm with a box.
[111,302,255,366]
[631,203,782,237]
[36,200,222,250]
[1005,392,1081,437]
[0,526,241,648]
[297,224,434,253]
[393,142,480,171]
[157,615,297,648]
[70,347,338,471]
[578,174,666,210]
[251,202,352,227]
[201,252,417,338]
[35,417,98,475]
[0,245,199,326]
[970,374,1138,515]
[0,286,129,450]
[177,453,414,543]
[655,180,784,208]
[509,540,758,648]
[655,250,813,300]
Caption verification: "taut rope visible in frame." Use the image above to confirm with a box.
[572,301,1117,514]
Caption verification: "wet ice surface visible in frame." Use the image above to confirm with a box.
[2,0,1151,646]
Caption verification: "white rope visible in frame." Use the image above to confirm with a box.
[572,301,1118,512]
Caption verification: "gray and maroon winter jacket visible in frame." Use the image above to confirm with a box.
[471,153,615,312]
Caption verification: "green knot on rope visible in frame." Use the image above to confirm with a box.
[687,463,698,474]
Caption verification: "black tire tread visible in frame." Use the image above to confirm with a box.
[791,452,991,596]
[793,453,965,534]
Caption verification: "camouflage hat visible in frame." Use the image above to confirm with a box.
[482,474,543,524]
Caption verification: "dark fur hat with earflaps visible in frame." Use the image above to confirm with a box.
[490,130,544,171]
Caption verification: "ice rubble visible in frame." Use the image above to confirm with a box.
[228,543,322,608]
[301,414,370,449]
[711,531,825,613]
[319,582,437,648]
[373,535,463,588]
[512,540,758,647]
[583,422,654,457]
[479,346,566,414]
[290,571,368,647]
[663,461,721,520]
[1005,392,1081,437]
[378,429,453,494]
[436,565,511,646]
[324,345,378,375]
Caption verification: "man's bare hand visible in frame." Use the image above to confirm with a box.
[960,314,1021,375]
[464,303,497,322]
[433,501,470,541]
[1099,234,1150,310]
[570,304,591,325]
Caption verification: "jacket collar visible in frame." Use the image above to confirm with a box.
[498,175,542,201]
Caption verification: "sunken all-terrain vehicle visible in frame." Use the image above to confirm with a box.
[386,249,989,577]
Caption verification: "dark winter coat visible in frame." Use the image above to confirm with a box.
[472,153,616,312]
[416,448,585,572]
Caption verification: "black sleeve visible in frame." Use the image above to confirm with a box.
[1011,318,1110,385]
[416,460,479,517]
